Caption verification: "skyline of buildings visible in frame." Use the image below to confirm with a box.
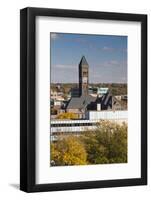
[51,56,127,120]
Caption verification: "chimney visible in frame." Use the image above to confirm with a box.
[97,103,101,111]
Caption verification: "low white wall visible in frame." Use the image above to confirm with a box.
[86,110,128,120]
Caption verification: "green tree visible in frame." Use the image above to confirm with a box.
[50,121,127,166]
[82,121,127,164]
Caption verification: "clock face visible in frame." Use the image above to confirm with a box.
[83,77,87,83]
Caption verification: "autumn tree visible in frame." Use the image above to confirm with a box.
[51,136,87,166]
[57,112,78,119]
[50,121,127,166]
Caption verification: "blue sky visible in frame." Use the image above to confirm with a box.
[50,33,127,83]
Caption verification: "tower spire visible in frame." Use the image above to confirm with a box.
[79,56,89,66]
[79,56,89,96]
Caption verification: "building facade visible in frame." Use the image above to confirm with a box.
[66,56,124,117]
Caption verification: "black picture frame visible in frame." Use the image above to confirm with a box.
[20,7,147,192]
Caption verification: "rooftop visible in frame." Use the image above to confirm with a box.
[66,94,96,110]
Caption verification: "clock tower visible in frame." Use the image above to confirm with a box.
[79,56,89,96]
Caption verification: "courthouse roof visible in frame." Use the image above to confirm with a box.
[66,94,96,110]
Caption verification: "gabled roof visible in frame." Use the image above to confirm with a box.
[100,90,112,106]
[79,56,89,66]
[66,94,96,110]
[100,90,121,109]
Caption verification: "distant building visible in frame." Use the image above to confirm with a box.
[66,56,96,116]
[98,90,122,110]
[51,90,64,101]
[121,95,128,101]
[54,100,62,106]
[97,87,109,95]
[88,87,98,96]
[50,58,127,140]
[89,87,108,97]
[115,95,122,101]
[51,90,58,100]
[66,56,122,117]
[56,84,61,90]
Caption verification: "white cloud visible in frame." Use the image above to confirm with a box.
[95,60,127,68]
[52,64,77,70]
[51,60,127,83]
[102,46,114,51]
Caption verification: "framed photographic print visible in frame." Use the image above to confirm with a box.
[20,7,147,192]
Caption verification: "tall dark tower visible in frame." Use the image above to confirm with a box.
[79,56,89,96]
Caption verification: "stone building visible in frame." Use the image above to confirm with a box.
[66,56,122,117]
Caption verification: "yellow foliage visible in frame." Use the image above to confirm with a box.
[50,121,128,166]
[51,136,87,166]
[57,112,78,119]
